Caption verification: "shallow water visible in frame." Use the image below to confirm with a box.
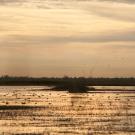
[0,86,135,135]
[92,86,135,91]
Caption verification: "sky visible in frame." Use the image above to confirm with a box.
[0,0,135,77]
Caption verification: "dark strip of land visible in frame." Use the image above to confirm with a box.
[0,76,135,86]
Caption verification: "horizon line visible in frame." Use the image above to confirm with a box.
[0,75,135,79]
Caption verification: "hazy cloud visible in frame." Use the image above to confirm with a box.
[79,1,135,22]
[101,0,135,4]
[1,30,135,46]
[0,0,135,77]
[0,0,26,5]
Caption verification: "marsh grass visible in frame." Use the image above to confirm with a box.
[51,81,95,93]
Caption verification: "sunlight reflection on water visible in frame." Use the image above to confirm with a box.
[92,86,135,90]
[0,86,134,135]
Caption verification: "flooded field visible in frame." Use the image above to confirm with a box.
[0,86,135,135]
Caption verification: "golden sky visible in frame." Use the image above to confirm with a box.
[0,0,135,77]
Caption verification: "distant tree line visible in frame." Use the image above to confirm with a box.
[0,75,135,86]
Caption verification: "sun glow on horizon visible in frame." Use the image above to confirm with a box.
[0,0,135,77]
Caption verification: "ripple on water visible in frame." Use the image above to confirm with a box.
[0,87,135,135]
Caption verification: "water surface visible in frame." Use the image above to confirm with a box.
[92,86,135,90]
[0,86,134,135]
